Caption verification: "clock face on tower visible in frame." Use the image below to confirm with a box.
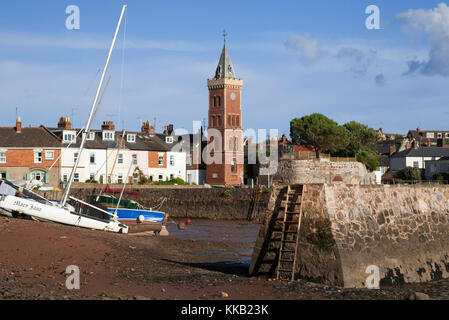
[230,93,236,101]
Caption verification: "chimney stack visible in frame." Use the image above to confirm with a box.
[16,117,22,133]
[141,121,154,135]
[57,117,72,130]
[163,124,174,136]
[101,120,115,131]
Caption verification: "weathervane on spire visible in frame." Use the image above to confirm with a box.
[222,29,228,44]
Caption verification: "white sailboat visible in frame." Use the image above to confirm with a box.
[0,5,129,234]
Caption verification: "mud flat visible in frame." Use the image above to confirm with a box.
[1,216,449,300]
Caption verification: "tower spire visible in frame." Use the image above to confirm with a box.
[214,37,236,79]
[222,29,228,44]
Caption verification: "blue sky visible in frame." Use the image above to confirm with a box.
[0,0,448,137]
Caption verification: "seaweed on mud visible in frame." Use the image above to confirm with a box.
[306,229,335,252]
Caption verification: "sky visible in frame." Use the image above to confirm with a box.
[0,0,449,137]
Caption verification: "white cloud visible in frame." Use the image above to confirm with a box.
[397,2,449,76]
[284,35,321,64]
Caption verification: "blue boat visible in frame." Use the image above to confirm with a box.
[88,195,168,233]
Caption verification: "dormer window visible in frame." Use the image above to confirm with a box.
[166,136,174,144]
[86,132,95,141]
[127,134,136,143]
[63,131,76,144]
[103,131,115,141]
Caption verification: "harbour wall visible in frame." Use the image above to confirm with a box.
[250,183,449,288]
[40,185,270,223]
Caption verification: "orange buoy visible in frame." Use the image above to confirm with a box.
[177,222,185,230]
[186,219,192,225]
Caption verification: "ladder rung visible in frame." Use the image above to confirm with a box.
[285,211,300,215]
[282,231,297,234]
[277,268,293,272]
[281,249,295,252]
[280,259,293,263]
[282,240,297,243]
[284,221,298,224]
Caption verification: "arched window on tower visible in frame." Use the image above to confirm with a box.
[228,115,231,126]
[218,96,221,107]
[213,96,216,107]
[236,115,240,127]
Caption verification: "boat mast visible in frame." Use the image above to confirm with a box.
[62,5,127,206]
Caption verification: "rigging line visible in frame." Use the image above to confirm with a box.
[118,8,127,131]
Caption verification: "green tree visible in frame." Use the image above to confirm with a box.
[290,113,349,157]
[394,168,424,181]
[343,121,380,154]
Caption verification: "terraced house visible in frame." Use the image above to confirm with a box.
[48,117,186,185]
[0,117,62,186]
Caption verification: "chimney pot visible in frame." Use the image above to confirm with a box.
[16,117,22,133]
[101,120,115,131]
[58,116,72,130]
[141,121,154,135]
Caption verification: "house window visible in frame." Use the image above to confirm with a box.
[231,159,236,173]
[34,151,42,164]
[63,175,68,182]
[0,172,6,179]
[170,174,174,180]
[63,132,76,143]
[90,173,95,181]
[158,175,163,181]
[103,131,114,141]
[170,155,175,166]
[86,132,95,141]
[218,96,221,106]
[212,173,218,178]
[127,134,136,143]
[74,173,79,182]
[413,161,419,168]
[118,153,123,164]
[74,152,78,163]
[158,154,164,166]
[30,171,45,182]
[117,173,123,184]
[438,133,443,138]
[132,154,137,165]
[45,150,55,160]
[213,96,217,107]
[166,136,174,144]
[426,132,434,138]
[0,151,6,164]
[90,153,95,164]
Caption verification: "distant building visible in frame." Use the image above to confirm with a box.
[390,147,449,171]
[0,117,62,186]
[425,157,449,179]
[407,128,449,147]
[49,117,186,185]
[206,42,244,185]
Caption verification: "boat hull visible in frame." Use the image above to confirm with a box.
[0,195,128,233]
[107,208,166,233]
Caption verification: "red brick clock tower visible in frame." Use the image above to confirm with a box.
[206,42,244,185]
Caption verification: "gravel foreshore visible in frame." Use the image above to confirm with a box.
[0,216,447,300]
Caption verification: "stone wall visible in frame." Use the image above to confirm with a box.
[40,186,270,222]
[270,159,376,185]
[250,183,449,288]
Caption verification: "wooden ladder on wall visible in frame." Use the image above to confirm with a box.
[275,184,305,281]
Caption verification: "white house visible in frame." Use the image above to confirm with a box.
[390,147,449,171]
